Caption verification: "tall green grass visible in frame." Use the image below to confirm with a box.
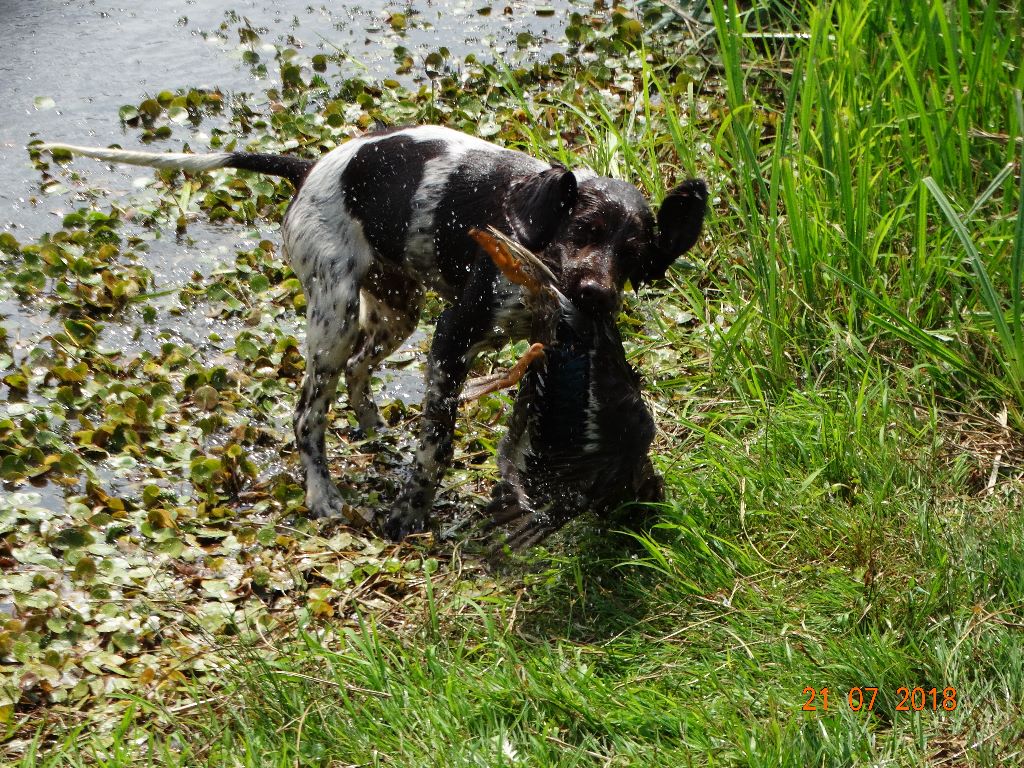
[705,0,1024,416]
[501,0,1024,420]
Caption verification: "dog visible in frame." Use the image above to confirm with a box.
[39,125,707,539]
[463,228,664,550]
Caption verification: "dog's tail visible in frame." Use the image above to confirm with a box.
[36,143,315,189]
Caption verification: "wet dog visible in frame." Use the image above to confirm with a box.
[464,229,663,549]
[39,126,706,538]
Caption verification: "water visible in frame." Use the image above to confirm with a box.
[1,0,575,236]
[0,0,578,515]
[0,0,577,404]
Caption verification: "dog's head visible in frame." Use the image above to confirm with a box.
[504,168,708,313]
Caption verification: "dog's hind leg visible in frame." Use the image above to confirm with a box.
[344,271,424,432]
[284,191,375,522]
[293,283,364,520]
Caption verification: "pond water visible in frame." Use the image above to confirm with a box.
[1,0,576,236]
[0,0,578,508]
[0,0,578,331]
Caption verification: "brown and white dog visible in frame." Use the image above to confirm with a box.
[40,126,707,538]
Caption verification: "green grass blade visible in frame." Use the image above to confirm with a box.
[924,176,1024,395]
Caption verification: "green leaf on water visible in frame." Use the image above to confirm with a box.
[138,98,162,118]
[63,319,97,346]
[0,232,20,254]
[235,332,260,361]
[167,106,189,124]
[193,385,220,410]
[158,537,184,557]
[118,105,140,123]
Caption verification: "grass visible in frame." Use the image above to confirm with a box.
[23,394,1024,765]
[702,0,1024,412]
[13,0,1024,765]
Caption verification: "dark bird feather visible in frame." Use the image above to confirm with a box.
[466,228,664,550]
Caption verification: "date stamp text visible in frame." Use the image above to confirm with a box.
[802,686,958,713]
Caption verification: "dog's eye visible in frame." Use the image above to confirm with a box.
[616,237,645,264]
[575,221,607,242]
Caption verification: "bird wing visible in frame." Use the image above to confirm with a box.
[462,227,571,401]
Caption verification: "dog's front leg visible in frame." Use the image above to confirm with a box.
[383,261,514,538]
[383,307,479,539]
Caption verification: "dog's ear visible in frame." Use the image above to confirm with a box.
[631,179,708,285]
[504,166,578,250]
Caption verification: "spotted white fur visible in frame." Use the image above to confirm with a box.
[37,143,234,172]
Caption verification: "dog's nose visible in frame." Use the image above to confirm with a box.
[577,279,617,312]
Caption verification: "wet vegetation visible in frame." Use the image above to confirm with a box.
[3,0,1024,764]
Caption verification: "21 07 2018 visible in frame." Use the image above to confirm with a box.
[801,686,958,713]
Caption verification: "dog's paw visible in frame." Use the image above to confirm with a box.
[305,482,374,526]
[635,461,665,504]
[381,476,436,540]
[484,484,532,528]
[381,507,427,541]
[354,405,387,434]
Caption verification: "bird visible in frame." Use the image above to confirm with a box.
[464,228,664,550]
